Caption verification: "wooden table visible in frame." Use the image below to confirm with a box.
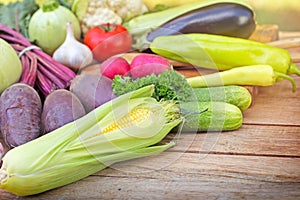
[0,31,300,200]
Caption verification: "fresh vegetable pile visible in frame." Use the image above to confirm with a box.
[0,0,299,197]
[0,24,76,95]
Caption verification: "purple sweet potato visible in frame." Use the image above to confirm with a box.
[70,74,117,113]
[42,89,86,133]
[0,83,42,148]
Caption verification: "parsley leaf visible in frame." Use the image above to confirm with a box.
[112,70,195,102]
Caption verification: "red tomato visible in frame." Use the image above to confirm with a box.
[84,24,133,61]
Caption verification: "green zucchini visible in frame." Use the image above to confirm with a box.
[192,85,252,111]
[180,101,243,132]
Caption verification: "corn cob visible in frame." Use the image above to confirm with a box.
[0,85,182,196]
[100,108,151,134]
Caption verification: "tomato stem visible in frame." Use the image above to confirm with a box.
[100,23,115,32]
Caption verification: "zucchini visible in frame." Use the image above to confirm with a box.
[192,86,252,111]
[180,101,243,132]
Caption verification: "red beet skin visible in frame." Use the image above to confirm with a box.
[0,83,42,148]
[130,53,171,79]
[100,56,130,79]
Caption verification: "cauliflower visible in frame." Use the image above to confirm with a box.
[78,0,148,34]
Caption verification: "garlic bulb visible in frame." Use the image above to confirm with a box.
[53,22,93,71]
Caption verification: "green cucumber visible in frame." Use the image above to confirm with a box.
[192,85,252,111]
[180,101,243,132]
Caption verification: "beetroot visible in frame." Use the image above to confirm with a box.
[100,56,130,79]
[0,142,4,160]
[42,89,86,133]
[130,53,171,79]
[0,83,42,148]
[70,74,117,112]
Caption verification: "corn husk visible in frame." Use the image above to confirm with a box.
[0,85,182,196]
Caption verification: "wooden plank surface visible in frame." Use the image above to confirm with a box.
[1,29,300,199]
[243,76,300,125]
[16,152,300,199]
[14,66,300,200]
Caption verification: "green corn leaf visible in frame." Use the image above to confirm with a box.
[0,85,182,196]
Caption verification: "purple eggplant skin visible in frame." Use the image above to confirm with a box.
[42,89,86,134]
[147,3,256,42]
[0,83,42,148]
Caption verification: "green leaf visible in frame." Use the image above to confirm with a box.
[0,0,38,38]
[112,70,195,102]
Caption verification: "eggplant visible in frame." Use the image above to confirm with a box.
[125,0,256,50]
[147,3,256,41]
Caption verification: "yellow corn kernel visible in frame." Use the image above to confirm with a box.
[101,108,151,134]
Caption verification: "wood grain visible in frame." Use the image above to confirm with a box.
[242,75,300,125]
[166,125,300,156]
[249,24,279,42]
[17,152,300,199]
